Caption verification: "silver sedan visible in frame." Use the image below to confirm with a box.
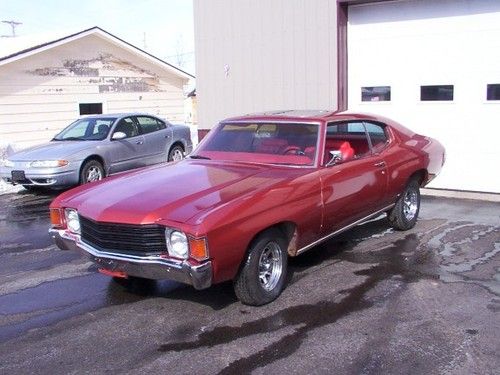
[0,113,192,190]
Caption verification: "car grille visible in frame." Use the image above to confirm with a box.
[80,216,166,254]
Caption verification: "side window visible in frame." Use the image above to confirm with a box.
[325,121,371,162]
[364,122,388,151]
[114,117,139,138]
[136,116,164,134]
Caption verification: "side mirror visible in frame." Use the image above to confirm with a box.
[326,150,343,167]
[111,132,127,140]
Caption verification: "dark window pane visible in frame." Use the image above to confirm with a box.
[361,86,391,102]
[487,84,500,100]
[420,85,454,101]
[79,103,103,115]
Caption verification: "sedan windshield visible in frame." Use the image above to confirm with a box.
[195,122,319,166]
[53,118,117,141]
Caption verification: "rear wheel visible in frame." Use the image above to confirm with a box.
[388,179,421,230]
[168,145,184,162]
[80,160,104,185]
[234,228,288,306]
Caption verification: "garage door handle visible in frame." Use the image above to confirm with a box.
[136,141,144,145]
[374,161,386,167]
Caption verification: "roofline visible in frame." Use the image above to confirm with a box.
[0,26,194,80]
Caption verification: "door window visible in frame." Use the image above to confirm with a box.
[136,116,166,134]
[114,117,139,138]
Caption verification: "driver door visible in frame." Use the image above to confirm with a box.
[320,121,388,234]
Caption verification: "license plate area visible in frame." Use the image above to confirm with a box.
[11,170,26,182]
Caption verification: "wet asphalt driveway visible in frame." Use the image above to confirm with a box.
[0,190,499,374]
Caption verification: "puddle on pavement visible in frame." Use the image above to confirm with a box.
[157,219,499,374]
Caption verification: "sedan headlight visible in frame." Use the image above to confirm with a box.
[30,160,69,168]
[165,229,188,259]
[0,159,14,168]
[64,208,81,234]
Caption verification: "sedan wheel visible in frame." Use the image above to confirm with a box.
[80,160,104,185]
[168,145,184,162]
[234,228,288,306]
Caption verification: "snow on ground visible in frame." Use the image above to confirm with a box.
[0,143,24,195]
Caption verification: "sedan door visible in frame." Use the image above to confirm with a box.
[320,121,388,234]
[107,117,146,174]
[135,115,172,165]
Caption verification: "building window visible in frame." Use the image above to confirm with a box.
[487,84,500,100]
[420,85,454,101]
[79,103,103,115]
[361,86,391,102]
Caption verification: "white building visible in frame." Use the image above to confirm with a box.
[194,0,500,193]
[0,27,193,149]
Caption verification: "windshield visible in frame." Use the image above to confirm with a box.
[195,122,319,166]
[53,118,117,141]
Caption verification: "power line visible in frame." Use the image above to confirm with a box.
[1,20,22,37]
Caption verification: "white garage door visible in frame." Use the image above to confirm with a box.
[347,0,500,193]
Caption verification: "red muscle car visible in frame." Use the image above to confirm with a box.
[49,110,445,305]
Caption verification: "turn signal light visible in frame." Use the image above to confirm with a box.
[50,208,64,228]
[189,237,209,261]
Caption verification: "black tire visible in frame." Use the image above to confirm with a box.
[168,145,184,162]
[79,159,104,185]
[388,179,421,231]
[233,228,288,306]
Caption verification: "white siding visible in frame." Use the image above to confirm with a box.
[347,0,500,193]
[0,34,187,148]
[194,0,339,129]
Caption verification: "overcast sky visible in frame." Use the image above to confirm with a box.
[0,0,195,74]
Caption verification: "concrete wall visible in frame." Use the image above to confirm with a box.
[194,0,339,130]
[0,34,188,148]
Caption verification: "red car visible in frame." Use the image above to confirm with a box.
[49,111,445,305]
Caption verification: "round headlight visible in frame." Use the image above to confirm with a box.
[65,209,80,234]
[166,230,188,259]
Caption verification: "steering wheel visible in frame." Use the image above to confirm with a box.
[283,146,305,156]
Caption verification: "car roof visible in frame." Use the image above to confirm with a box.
[224,110,394,123]
[80,113,162,119]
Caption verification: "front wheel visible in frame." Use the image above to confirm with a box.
[80,160,104,185]
[168,145,184,162]
[388,179,421,230]
[234,228,288,306]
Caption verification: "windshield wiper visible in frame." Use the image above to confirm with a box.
[189,155,211,160]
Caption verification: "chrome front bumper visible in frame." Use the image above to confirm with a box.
[49,229,212,290]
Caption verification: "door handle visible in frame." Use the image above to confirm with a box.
[374,161,386,167]
[136,140,144,145]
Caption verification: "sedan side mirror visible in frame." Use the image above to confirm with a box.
[111,132,127,140]
[326,150,343,167]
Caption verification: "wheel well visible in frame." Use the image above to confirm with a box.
[410,169,428,187]
[246,221,298,257]
[80,155,106,176]
[170,142,184,152]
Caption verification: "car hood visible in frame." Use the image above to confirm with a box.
[59,160,287,225]
[9,141,96,161]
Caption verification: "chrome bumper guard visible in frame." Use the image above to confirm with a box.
[49,229,212,290]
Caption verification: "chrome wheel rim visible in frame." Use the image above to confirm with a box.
[258,242,283,291]
[172,149,184,161]
[403,189,418,221]
[86,166,103,182]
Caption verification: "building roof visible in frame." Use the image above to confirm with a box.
[0,26,194,80]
